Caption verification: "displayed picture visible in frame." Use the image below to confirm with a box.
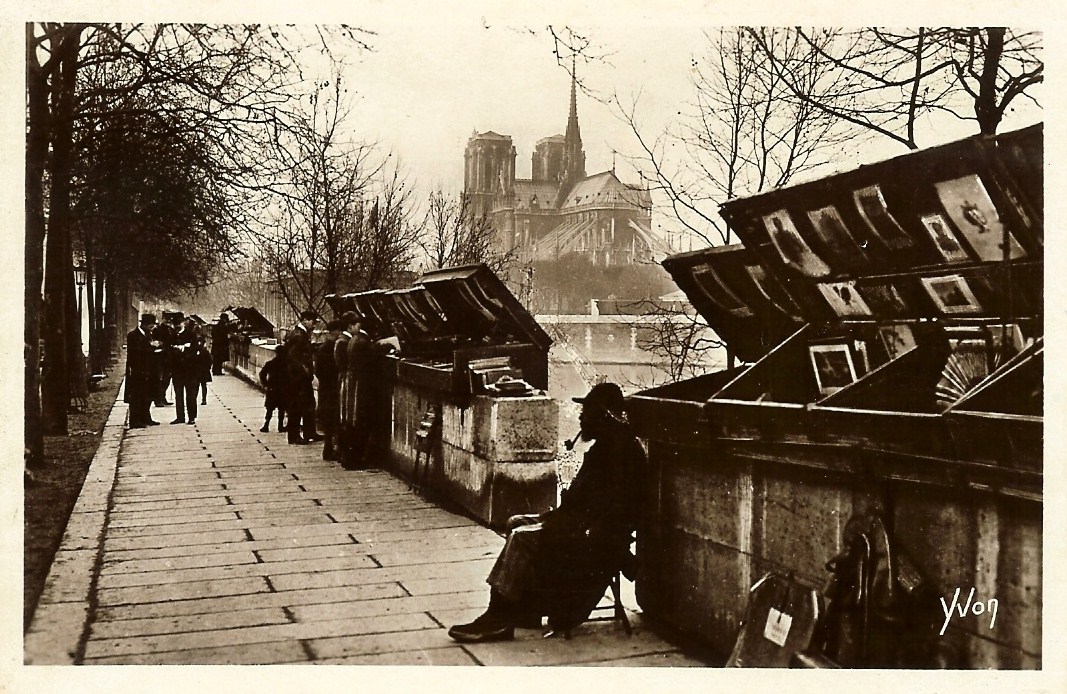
[853,185,912,250]
[934,175,1027,261]
[920,213,971,262]
[878,323,918,360]
[692,266,752,316]
[809,343,858,394]
[853,340,870,375]
[921,274,983,314]
[817,281,873,317]
[806,205,869,266]
[763,210,831,278]
[856,282,909,316]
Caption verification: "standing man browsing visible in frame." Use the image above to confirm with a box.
[284,310,321,445]
[448,381,645,642]
[125,313,160,429]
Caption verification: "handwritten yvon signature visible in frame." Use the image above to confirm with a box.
[940,587,998,636]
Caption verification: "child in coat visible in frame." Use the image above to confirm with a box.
[258,344,288,433]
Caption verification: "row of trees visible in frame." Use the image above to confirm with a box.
[25,22,506,469]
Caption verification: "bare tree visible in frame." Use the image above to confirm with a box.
[615,28,851,247]
[746,27,1043,148]
[25,22,371,458]
[419,189,516,275]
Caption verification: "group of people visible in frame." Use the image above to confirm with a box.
[258,310,390,469]
[125,312,213,428]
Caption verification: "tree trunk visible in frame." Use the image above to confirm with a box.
[41,26,84,434]
[976,28,1006,135]
[86,261,99,375]
[25,24,50,467]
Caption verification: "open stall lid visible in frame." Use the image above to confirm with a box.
[416,264,552,353]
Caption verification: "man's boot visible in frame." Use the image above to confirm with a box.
[447,590,516,643]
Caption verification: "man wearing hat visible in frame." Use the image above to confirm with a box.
[125,313,161,428]
[284,310,322,444]
[448,381,646,643]
[211,312,233,376]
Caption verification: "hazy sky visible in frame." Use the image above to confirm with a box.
[333,10,708,193]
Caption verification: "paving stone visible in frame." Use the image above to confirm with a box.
[318,646,479,666]
[102,550,258,574]
[97,553,379,589]
[83,639,309,665]
[84,612,434,659]
[97,576,271,606]
[370,544,499,567]
[108,509,242,528]
[106,517,249,538]
[88,606,291,640]
[269,558,496,592]
[104,528,248,552]
[94,582,407,623]
[114,497,231,514]
[462,622,688,666]
[291,590,485,622]
[308,626,453,660]
[102,534,356,563]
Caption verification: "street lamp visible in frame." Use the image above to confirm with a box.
[74,264,87,356]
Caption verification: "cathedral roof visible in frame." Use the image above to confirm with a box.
[513,180,560,207]
[559,171,651,210]
[471,130,512,141]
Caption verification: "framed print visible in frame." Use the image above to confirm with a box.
[762,210,831,278]
[878,323,918,360]
[919,213,971,262]
[921,274,983,314]
[817,281,873,317]
[853,184,912,250]
[809,343,858,395]
[806,205,869,266]
[856,282,909,316]
[934,175,1027,261]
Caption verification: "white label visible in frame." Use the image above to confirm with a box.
[763,607,793,647]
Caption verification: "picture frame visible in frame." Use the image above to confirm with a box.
[762,210,831,278]
[809,343,858,395]
[919,212,971,263]
[921,274,983,314]
[878,323,918,360]
[856,282,909,316]
[934,174,1027,261]
[806,205,869,266]
[853,184,912,250]
[817,281,873,317]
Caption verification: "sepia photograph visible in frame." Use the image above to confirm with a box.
[9,5,1053,689]
[921,274,984,314]
[920,212,972,262]
[762,209,832,277]
[809,343,858,394]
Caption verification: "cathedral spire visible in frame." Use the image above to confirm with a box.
[561,56,586,188]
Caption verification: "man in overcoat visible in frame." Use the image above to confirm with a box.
[315,318,344,460]
[210,312,233,376]
[284,310,320,445]
[125,313,160,428]
[447,381,645,642]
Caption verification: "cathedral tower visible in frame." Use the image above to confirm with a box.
[464,130,516,216]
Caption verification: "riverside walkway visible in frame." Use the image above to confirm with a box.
[25,370,707,667]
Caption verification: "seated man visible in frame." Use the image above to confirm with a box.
[448,382,645,643]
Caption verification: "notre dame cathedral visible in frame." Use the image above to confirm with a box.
[463,73,667,270]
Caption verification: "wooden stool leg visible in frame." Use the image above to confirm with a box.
[612,573,632,635]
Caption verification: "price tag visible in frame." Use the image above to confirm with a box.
[763,607,793,647]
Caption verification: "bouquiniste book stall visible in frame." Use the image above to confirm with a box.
[627,124,1042,668]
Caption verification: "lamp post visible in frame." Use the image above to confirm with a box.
[74,264,87,356]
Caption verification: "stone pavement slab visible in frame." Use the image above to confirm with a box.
[25,369,708,667]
